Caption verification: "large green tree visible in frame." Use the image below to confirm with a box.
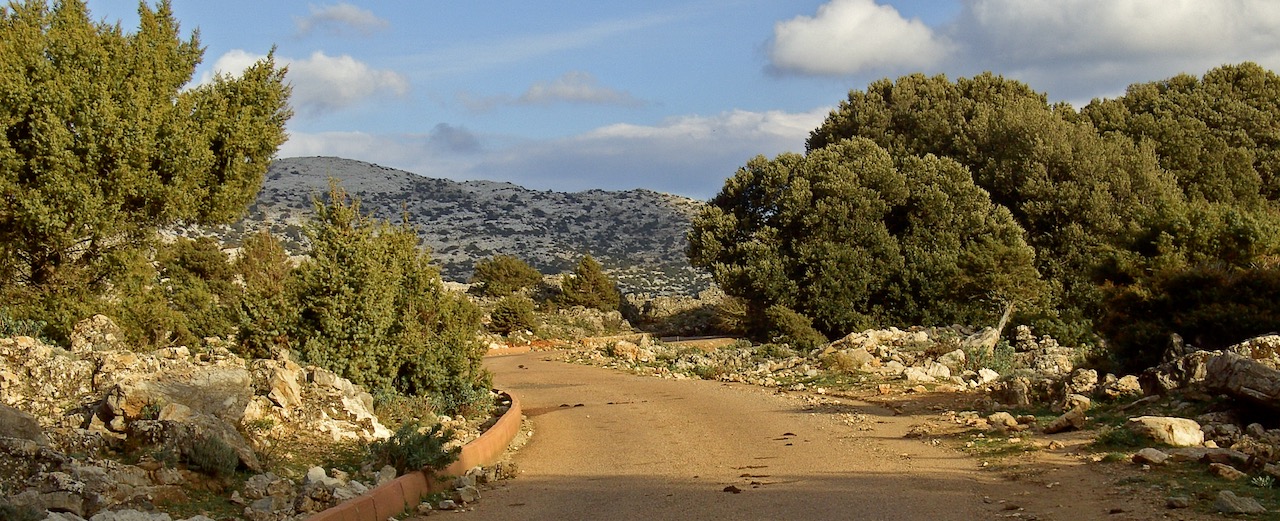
[688,138,1043,339]
[559,255,621,312]
[0,0,291,321]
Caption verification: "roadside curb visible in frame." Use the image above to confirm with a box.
[306,391,524,521]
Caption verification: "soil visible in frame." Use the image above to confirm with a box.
[441,351,1225,521]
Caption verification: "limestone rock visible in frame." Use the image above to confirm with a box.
[0,404,48,445]
[1203,352,1280,411]
[1132,448,1169,465]
[1208,463,1247,480]
[1062,369,1098,396]
[935,349,966,370]
[1213,491,1267,514]
[69,315,125,353]
[452,485,481,503]
[1043,407,1086,434]
[1126,417,1204,447]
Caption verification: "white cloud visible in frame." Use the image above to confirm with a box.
[949,0,1280,101]
[294,3,389,37]
[460,72,644,111]
[769,0,949,75]
[201,50,409,117]
[519,71,644,106]
[277,108,829,198]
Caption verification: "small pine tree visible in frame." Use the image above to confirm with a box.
[559,255,621,311]
[489,295,536,335]
[235,230,296,359]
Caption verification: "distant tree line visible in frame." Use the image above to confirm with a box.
[691,63,1280,371]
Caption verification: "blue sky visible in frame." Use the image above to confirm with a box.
[84,0,1280,199]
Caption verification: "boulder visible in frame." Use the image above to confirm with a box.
[0,404,48,445]
[935,349,966,371]
[69,315,125,353]
[1228,334,1280,369]
[1208,463,1248,480]
[1126,417,1204,447]
[1213,491,1267,514]
[1132,448,1169,465]
[1203,352,1280,411]
[1043,407,1086,434]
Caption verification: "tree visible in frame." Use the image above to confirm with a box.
[470,254,542,297]
[234,230,296,359]
[688,138,1043,339]
[291,183,489,409]
[559,255,621,311]
[0,0,291,337]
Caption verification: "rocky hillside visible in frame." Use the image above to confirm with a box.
[202,156,711,295]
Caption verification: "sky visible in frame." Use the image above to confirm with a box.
[83,0,1280,199]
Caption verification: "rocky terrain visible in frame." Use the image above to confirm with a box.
[0,315,514,521]
[562,327,1280,515]
[187,156,711,295]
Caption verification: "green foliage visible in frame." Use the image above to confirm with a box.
[559,255,621,312]
[1099,264,1280,372]
[793,65,1280,367]
[234,230,296,359]
[489,295,536,335]
[1091,425,1149,451]
[471,254,542,297]
[0,0,291,339]
[762,305,828,351]
[366,421,459,476]
[0,308,46,340]
[689,137,1043,340]
[185,433,239,479]
[291,183,490,412]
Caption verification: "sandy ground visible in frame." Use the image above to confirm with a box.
[451,352,1221,521]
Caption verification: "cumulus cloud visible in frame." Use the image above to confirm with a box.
[768,0,949,75]
[767,0,1280,102]
[201,50,409,117]
[459,72,644,112]
[294,3,389,37]
[949,0,1280,100]
[277,108,829,198]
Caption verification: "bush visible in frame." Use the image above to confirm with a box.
[291,183,491,406]
[367,421,459,475]
[489,295,536,335]
[762,305,829,352]
[0,309,46,340]
[559,255,621,312]
[471,255,542,297]
[185,433,240,479]
[235,230,297,359]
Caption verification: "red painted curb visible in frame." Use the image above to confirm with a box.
[306,392,523,521]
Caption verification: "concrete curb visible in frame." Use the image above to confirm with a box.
[306,391,523,521]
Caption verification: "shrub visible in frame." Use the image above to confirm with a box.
[0,309,46,340]
[471,255,542,297]
[763,305,829,352]
[291,183,491,407]
[185,433,240,479]
[235,230,297,359]
[559,255,621,312]
[489,295,536,335]
[367,421,459,475]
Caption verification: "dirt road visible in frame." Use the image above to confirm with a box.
[463,352,1214,521]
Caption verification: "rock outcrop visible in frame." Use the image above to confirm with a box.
[0,316,392,519]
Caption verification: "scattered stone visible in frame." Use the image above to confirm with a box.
[1208,463,1248,480]
[453,485,481,503]
[1125,417,1204,447]
[723,485,743,494]
[1042,407,1086,434]
[1213,490,1267,514]
[438,499,459,510]
[987,412,1019,431]
[1165,496,1191,509]
[1132,448,1170,465]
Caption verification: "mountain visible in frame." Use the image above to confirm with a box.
[215,156,710,295]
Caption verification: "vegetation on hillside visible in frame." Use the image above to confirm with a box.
[693,63,1280,371]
